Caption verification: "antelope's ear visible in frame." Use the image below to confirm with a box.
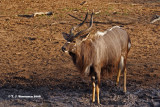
[81,33,89,38]
[62,32,70,41]
[79,33,90,40]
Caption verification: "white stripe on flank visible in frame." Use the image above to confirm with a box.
[128,42,131,50]
[120,56,124,70]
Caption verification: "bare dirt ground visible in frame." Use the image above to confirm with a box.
[0,0,160,107]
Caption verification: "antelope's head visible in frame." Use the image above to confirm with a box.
[62,12,93,54]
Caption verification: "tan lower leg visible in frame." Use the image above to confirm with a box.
[92,81,96,102]
[96,85,100,104]
[116,69,121,86]
[124,68,127,93]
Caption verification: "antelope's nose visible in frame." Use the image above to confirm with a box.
[62,47,66,52]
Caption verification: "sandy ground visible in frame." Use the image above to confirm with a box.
[0,0,160,107]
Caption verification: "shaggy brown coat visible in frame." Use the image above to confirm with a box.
[70,26,130,77]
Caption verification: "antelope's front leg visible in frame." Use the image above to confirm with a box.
[96,83,100,104]
[91,76,96,103]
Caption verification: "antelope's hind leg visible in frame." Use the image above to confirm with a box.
[116,56,124,86]
[123,67,127,93]
[116,68,121,86]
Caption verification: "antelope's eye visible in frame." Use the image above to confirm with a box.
[72,40,76,43]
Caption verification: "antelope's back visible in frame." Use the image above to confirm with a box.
[93,26,129,65]
[104,26,129,55]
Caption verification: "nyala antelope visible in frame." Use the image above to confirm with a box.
[62,12,131,104]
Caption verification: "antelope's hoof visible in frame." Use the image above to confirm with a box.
[92,100,95,103]
[116,82,119,86]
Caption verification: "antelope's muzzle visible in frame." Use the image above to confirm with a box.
[62,46,66,52]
